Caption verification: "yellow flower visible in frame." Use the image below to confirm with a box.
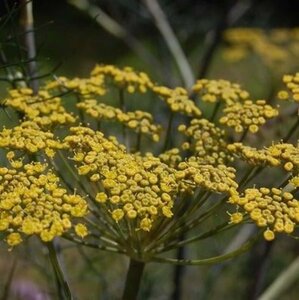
[75,223,88,238]
[229,187,298,240]
[192,79,250,105]
[229,212,244,224]
[6,233,22,247]
[0,162,88,247]
[220,100,278,133]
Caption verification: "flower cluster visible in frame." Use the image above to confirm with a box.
[77,99,161,141]
[77,99,123,120]
[192,79,250,105]
[227,143,279,166]
[176,158,238,195]
[91,65,153,93]
[278,73,299,102]
[5,88,76,128]
[289,176,299,188]
[118,110,161,142]
[227,142,299,172]
[46,75,106,98]
[0,162,88,247]
[219,100,279,133]
[0,121,65,158]
[229,187,299,241]
[153,86,201,117]
[159,148,182,168]
[223,28,294,67]
[178,118,232,165]
[267,143,299,173]
[0,63,298,251]
[64,126,178,232]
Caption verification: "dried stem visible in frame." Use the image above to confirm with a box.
[258,256,299,300]
[68,0,159,69]
[143,0,194,89]
[19,0,38,93]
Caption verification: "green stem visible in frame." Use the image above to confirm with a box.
[239,128,249,142]
[283,117,299,142]
[158,222,237,253]
[152,233,260,266]
[210,101,221,122]
[238,166,257,187]
[63,234,124,254]
[76,95,85,124]
[239,166,263,188]
[119,89,129,149]
[163,111,174,151]
[136,131,142,152]
[1,258,17,300]
[122,259,146,300]
[47,242,73,300]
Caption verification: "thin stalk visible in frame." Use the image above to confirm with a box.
[143,0,194,89]
[196,0,253,79]
[238,166,257,187]
[83,217,120,244]
[68,0,160,71]
[163,111,174,151]
[239,128,249,143]
[158,222,236,253]
[144,194,190,251]
[210,101,221,122]
[246,241,274,300]
[145,191,209,251]
[170,195,228,238]
[283,117,299,142]
[1,258,17,300]
[152,233,260,266]
[244,166,264,186]
[136,131,142,152]
[7,1,28,86]
[197,2,229,79]
[63,234,124,254]
[176,191,211,226]
[19,0,38,93]
[119,88,129,149]
[46,242,73,300]
[239,166,264,188]
[76,95,85,124]
[122,259,146,300]
[258,256,299,300]
[0,48,14,86]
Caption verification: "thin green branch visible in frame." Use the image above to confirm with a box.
[63,234,125,254]
[156,222,237,254]
[162,111,174,151]
[1,258,17,300]
[152,233,260,266]
[283,117,299,142]
[239,128,249,143]
[210,101,221,122]
[46,242,73,300]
